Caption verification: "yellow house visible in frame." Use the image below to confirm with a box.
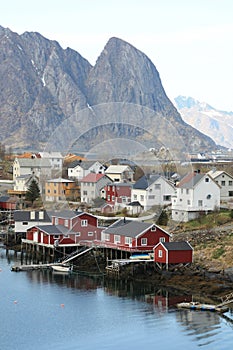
[45,178,79,202]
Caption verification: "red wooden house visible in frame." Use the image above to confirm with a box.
[26,224,77,247]
[105,182,133,206]
[25,210,102,247]
[153,241,193,268]
[101,218,171,252]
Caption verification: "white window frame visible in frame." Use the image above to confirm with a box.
[125,237,132,245]
[159,237,165,242]
[81,219,88,227]
[158,250,163,258]
[114,235,121,244]
[141,238,147,246]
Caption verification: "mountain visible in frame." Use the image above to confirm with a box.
[175,96,233,149]
[0,26,216,152]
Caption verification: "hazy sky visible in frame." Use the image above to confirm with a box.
[2,0,233,111]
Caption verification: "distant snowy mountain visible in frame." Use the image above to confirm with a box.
[174,96,233,149]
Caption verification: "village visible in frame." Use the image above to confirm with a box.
[0,149,233,281]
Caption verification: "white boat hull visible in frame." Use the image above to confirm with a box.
[51,265,71,272]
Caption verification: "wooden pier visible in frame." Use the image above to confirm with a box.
[11,262,60,272]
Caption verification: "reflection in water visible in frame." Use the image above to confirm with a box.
[1,248,233,350]
[176,309,222,346]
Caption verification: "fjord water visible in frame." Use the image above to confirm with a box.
[0,248,232,350]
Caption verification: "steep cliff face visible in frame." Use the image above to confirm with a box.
[0,26,216,151]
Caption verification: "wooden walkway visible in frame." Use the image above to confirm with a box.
[11,247,95,272]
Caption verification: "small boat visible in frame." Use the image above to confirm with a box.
[51,264,72,272]
[129,253,151,260]
[177,301,229,313]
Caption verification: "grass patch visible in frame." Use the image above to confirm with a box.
[212,247,225,259]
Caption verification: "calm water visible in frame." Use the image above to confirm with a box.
[0,248,233,350]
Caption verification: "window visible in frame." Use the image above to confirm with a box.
[206,194,211,199]
[229,181,232,186]
[125,237,132,245]
[54,190,57,194]
[88,232,93,236]
[76,232,81,236]
[155,184,161,189]
[148,195,155,199]
[158,250,163,258]
[229,191,233,197]
[114,235,120,244]
[22,222,28,225]
[107,195,110,201]
[141,238,147,246]
[186,189,189,194]
[39,211,44,220]
[198,200,203,206]
[112,196,115,201]
[151,225,156,231]
[140,195,144,201]
[159,237,165,242]
[221,181,225,186]
[133,194,137,200]
[205,178,209,182]
[163,195,171,201]
[187,200,191,205]
[104,233,110,241]
[83,191,87,196]
[30,211,35,220]
[64,219,69,227]
[81,220,88,227]
[54,235,59,239]
[54,218,58,225]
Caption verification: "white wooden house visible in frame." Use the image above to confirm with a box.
[80,173,111,204]
[172,172,220,222]
[13,157,52,181]
[131,175,175,211]
[68,160,105,180]
[105,165,134,182]
[208,170,233,202]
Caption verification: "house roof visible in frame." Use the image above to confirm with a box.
[39,152,63,159]
[177,173,205,189]
[80,173,105,183]
[105,165,132,174]
[127,201,143,207]
[208,170,233,180]
[0,195,18,203]
[36,224,76,235]
[14,210,52,222]
[46,177,75,183]
[160,241,193,251]
[133,175,161,190]
[50,210,82,219]
[68,160,97,170]
[103,219,154,238]
[15,158,51,168]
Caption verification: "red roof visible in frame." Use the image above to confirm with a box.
[80,173,105,183]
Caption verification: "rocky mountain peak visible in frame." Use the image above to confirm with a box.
[0,26,217,152]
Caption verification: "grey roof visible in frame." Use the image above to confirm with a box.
[68,160,97,170]
[14,209,84,222]
[103,219,152,238]
[0,195,10,202]
[36,225,60,234]
[133,175,160,190]
[178,173,205,189]
[162,241,193,251]
[36,224,76,235]
[49,210,83,219]
[16,158,51,168]
[128,201,143,207]
[14,210,52,222]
